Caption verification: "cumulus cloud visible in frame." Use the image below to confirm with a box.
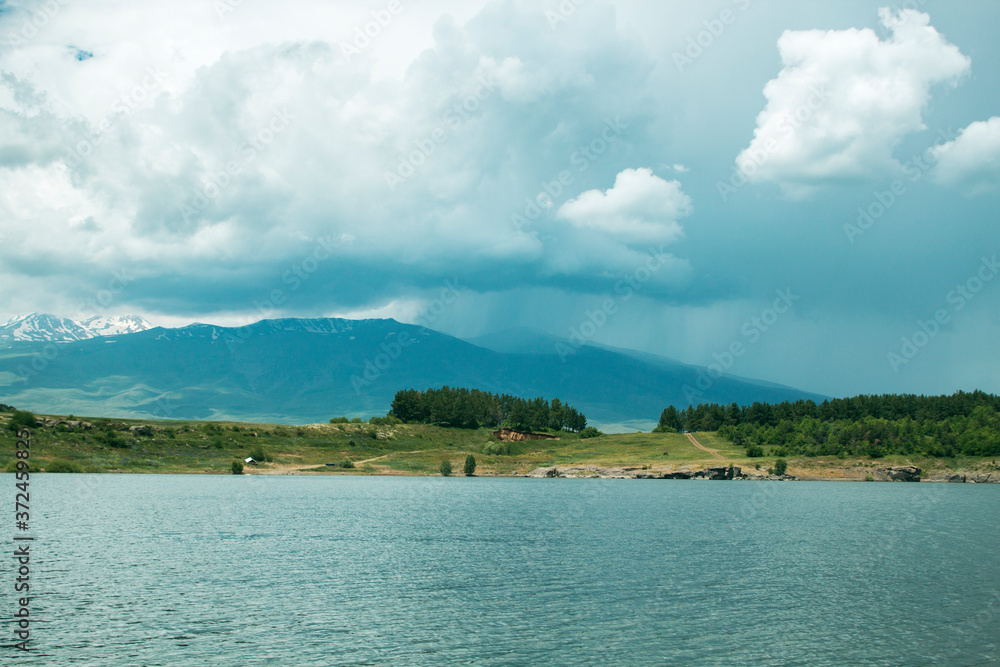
[735,8,970,195]
[931,117,1000,193]
[557,168,691,244]
[0,0,686,319]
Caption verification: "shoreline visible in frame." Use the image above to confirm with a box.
[5,415,999,483]
[52,465,999,483]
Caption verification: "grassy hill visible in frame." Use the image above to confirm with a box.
[3,411,997,481]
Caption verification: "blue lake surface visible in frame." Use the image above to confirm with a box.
[4,474,1000,666]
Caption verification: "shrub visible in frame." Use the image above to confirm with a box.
[249,445,272,462]
[45,459,82,473]
[440,458,453,476]
[7,410,36,431]
[350,418,363,423]
[231,460,244,475]
[329,417,350,424]
[652,425,677,434]
[746,445,765,458]
[483,441,513,456]
[340,458,355,469]
[369,416,401,426]
[464,455,477,476]
[774,458,788,476]
[579,427,602,439]
[98,431,128,449]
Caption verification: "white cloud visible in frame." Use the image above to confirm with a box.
[0,0,688,317]
[736,8,970,195]
[556,168,691,244]
[932,116,1000,193]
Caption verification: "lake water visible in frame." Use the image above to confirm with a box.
[5,475,999,666]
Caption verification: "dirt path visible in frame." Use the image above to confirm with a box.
[353,454,389,465]
[353,450,426,465]
[686,432,724,460]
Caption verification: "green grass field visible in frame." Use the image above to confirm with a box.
[1,412,996,480]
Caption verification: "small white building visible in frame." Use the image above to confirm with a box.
[244,457,257,465]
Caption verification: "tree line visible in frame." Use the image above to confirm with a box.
[389,387,587,432]
[657,391,1000,458]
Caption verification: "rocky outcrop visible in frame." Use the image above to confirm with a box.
[41,418,94,430]
[525,465,749,480]
[696,466,741,480]
[493,428,560,442]
[526,465,635,478]
[877,466,921,482]
[926,471,999,483]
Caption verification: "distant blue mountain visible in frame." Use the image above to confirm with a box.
[0,317,826,431]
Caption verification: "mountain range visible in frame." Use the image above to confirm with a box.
[0,313,153,344]
[0,314,826,431]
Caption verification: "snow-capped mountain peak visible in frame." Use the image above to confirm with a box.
[0,313,154,344]
[79,315,154,337]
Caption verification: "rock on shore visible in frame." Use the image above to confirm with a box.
[876,466,921,482]
[524,465,801,480]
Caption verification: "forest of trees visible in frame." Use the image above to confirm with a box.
[389,387,587,432]
[657,391,1000,458]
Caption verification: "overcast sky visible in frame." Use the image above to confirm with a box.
[1,0,998,399]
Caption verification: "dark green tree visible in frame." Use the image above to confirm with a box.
[659,406,683,431]
[464,454,477,476]
[549,398,565,430]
